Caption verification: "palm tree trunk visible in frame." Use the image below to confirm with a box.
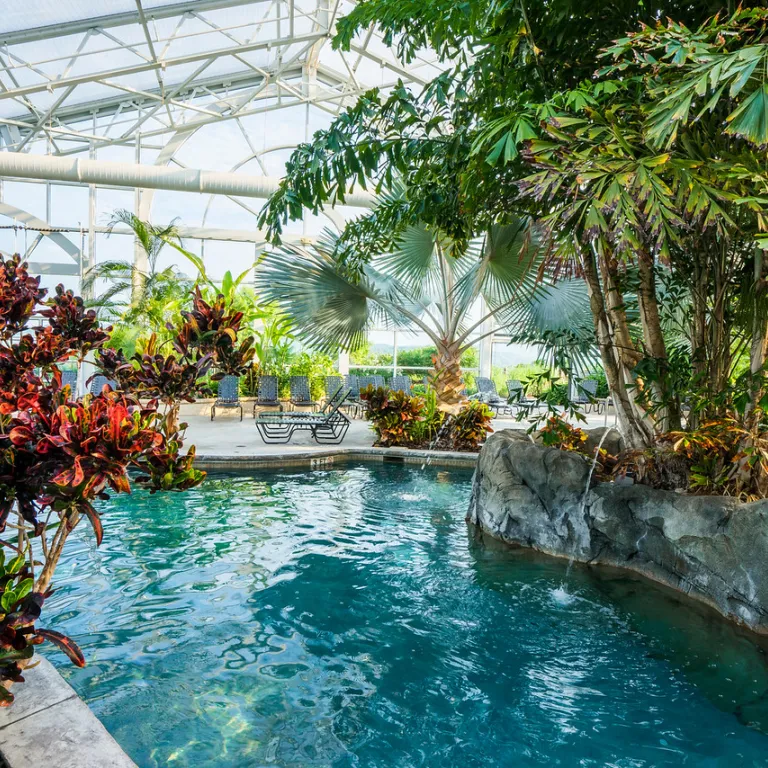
[431,341,465,413]
[748,248,768,423]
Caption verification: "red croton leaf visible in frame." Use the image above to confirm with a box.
[8,426,33,445]
[35,629,85,668]
[82,503,103,546]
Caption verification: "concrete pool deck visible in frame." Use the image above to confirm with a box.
[180,405,617,459]
[0,659,136,768]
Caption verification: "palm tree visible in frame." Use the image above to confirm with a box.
[83,210,193,339]
[255,218,592,410]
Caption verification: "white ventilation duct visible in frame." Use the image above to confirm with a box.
[0,152,376,208]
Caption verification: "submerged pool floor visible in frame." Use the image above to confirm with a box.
[46,463,768,767]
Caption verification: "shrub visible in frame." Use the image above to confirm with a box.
[0,258,254,706]
[449,401,494,451]
[409,386,445,445]
[361,385,493,450]
[360,385,425,446]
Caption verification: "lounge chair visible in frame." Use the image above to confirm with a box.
[324,376,343,404]
[574,379,602,414]
[255,387,351,444]
[471,377,510,416]
[211,375,243,421]
[390,375,412,394]
[89,375,117,395]
[358,375,376,391]
[343,374,365,418]
[252,375,280,417]
[327,375,362,419]
[289,375,319,411]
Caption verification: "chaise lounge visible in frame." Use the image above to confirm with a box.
[254,387,351,444]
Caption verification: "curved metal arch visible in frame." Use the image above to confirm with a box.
[199,146,345,233]
[0,202,81,263]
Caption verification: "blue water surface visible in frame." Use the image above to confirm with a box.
[44,463,768,767]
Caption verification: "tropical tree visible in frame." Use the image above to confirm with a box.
[83,210,193,340]
[255,218,591,410]
[258,0,768,450]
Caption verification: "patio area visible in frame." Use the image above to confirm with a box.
[184,406,617,457]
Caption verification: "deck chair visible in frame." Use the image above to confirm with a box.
[358,375,376,392]
[89,375,117,395]
[252,375,280,417]
[289,376,319,411]
[343,374,365,418]
[211,375,243,421]
[471,377,510,416]
[255,387,351,444]
[324,376,343,404]
[574,379,602,414]
[327,375,362,419]
[390,375,412,394]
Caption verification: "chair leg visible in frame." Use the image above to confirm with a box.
[211,406,215,421]
[239,405,243,422]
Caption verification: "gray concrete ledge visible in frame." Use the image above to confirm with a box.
[195,446,479,471]
[0,658,136,768]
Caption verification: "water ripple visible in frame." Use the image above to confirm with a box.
[42,464,768,768]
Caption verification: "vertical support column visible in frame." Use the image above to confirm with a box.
[393,330,398,377]
[132,126,148,303]
[338,351,350,375]
[85,113,97,299]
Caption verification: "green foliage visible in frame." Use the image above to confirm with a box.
[408,386,445,445]
[360,385,493,450]
[286,352,338,401]
[450,401,494,452]
[83,209,192,340]
[360,386,426,446]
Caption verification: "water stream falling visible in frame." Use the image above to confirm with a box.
[559,426,615,592]
[420,417,454,470]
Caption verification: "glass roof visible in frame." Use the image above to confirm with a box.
[0,1,441,154]
[0,1,197,35]
[0,1,442,293]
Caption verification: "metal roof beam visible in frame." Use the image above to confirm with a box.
[0,0,271,46]
[0,31,326,101]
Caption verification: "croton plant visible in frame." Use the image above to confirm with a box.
[0,256,253,705]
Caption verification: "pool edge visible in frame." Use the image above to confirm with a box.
[0,658,137,768]
[194,447,479,470]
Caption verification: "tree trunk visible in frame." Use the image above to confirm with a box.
[582,248,653,448]
[599,250,642,370]
[431,341,465,413]
[637,249,681,432]
[748,248,768,423]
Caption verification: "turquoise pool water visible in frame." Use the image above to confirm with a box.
[45,463,768,767]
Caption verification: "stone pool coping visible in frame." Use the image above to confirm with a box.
[195,446,479,470]
[0,658,136,767]
[0,447,475,768]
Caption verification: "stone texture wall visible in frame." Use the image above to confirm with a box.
[468,429,768,634]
